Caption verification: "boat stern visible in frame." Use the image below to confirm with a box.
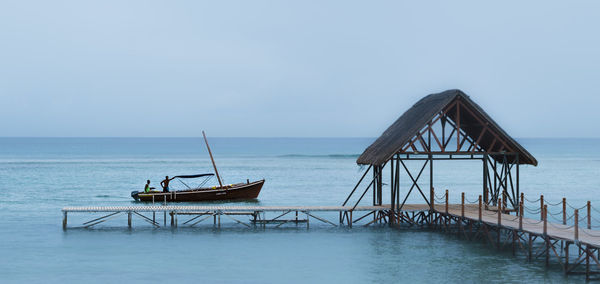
[131,190,140,201]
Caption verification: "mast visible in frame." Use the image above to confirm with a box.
[202,131,223,187]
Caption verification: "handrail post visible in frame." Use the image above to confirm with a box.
[461,192,465,218]
[562,198,567,225]
[519,201,523,230]
[575,209,579,241]
[478,195,482,222]
[497,198,502,226]
[540,195,544,221]
[520,193,524,216]
[502,190,507,212]
[587,201,591,230]
[445,189,449,214]
[543,205,547,236]
[431,188,435,211]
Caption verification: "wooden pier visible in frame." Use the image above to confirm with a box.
[62,204,404,229]
[60,90,600,280]
[61,190,600,279]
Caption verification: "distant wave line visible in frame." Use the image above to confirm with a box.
[277,154,359,158]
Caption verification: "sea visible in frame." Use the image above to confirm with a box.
[0,137,598,283]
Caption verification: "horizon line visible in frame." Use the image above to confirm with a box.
[1,136,600,139]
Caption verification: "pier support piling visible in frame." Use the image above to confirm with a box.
[62,212,67,230]
[127,211,132,228]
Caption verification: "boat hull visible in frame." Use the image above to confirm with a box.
[132,180,264,202]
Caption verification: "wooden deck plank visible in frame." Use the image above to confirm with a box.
[62,204,430,213]
[440,204,600,247]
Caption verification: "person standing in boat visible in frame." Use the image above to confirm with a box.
[144,180,155,193]
[161,176,175,192]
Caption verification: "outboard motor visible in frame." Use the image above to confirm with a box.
[131,190,140,201]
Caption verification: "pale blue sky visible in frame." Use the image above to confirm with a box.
[1,1,599,137]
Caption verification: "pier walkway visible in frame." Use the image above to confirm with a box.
[62,191,600,279]
[62,204,424,229]
[61,201,600,248]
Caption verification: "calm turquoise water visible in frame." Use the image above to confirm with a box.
[1,138,598,283]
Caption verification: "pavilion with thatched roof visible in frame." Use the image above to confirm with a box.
[343,89,537,217]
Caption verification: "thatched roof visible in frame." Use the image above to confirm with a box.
[357,89,537,166]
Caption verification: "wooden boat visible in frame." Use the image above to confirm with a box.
[130,131,265,202]
[131,179,264,202]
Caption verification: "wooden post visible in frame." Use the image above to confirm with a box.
[528,234,533,261]
[152,195,155,224]
[586,246,591,281]
[540,195,544,220]
[128,211,132,228]
[565,243,570,274]
[350,211,353,228]
[431,188,435,211]
[497,197,502,250]
[478,195,482,222]
[575,209,579,241]
[587,201,591,230]
[520,193,524,216]
[519,202,523,230]
[62,211,68,230]
[544,204,550,266]
[543,205,547,235]
[563,198,567,225]
[461,192,465,218]
[163,195,167,226]
[545,205,549,267]
[498,198,502,226]
[502,190,507,212]
[445,189,449,214]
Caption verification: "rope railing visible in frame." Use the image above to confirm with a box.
[435,191,600,238]
[522,218,544,225]
[523,196,541,203]
[547,213,565,223]
[548,222,576,231]
[544,200,563,207]
[464,197,479,204]
[564,213,575,222]
[505,215,519,222]
[580,229,600,238]
[434,191,447,201]
[546,210,563,217]
[567,203,587,211]
[524,207,542,214]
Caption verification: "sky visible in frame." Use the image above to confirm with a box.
[1,1,599,138]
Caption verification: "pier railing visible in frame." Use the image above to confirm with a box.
[431,188,600,242]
